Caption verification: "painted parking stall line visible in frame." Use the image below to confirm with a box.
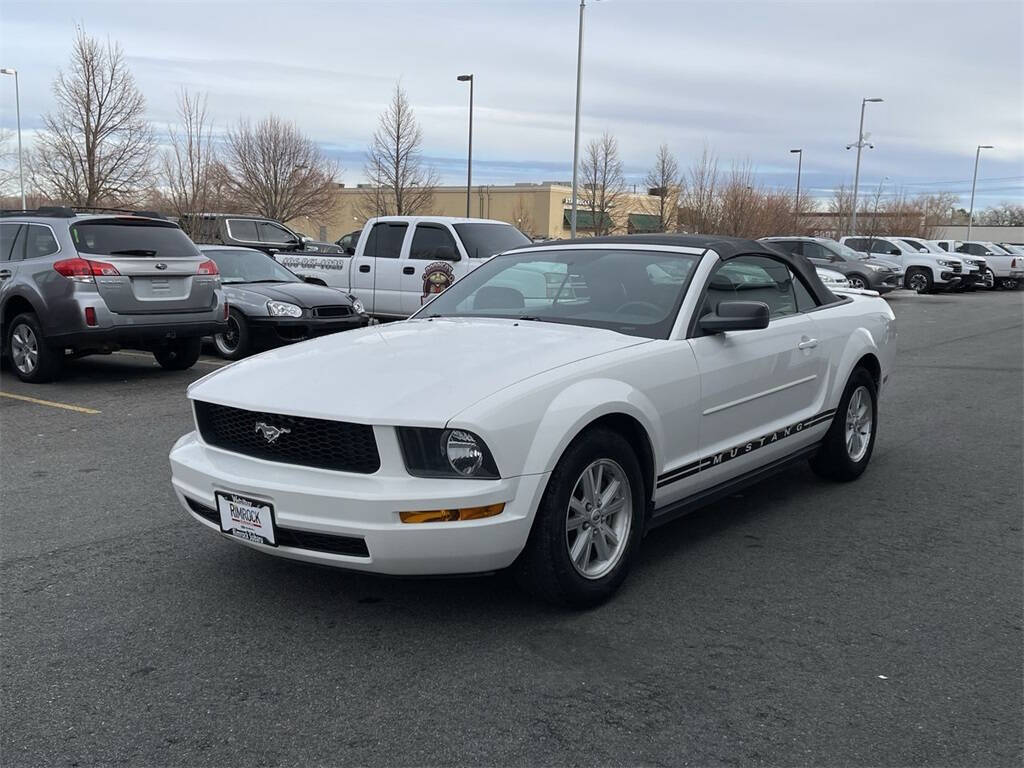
[0,391,101,414]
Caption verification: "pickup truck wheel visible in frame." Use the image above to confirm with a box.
[810,367,877,482]
[514,427,644,608]
[213,309,251,360]
[982,268,996,289]
[847,274,868,290]
[6,312,63,383]
[1000,278,1020,290]
[905,268,932,294]
[153,337,202,370]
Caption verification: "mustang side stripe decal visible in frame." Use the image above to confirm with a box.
[656,408,837,488]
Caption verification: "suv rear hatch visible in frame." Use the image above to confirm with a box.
[71,217,218,314]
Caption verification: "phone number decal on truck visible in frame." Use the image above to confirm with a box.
[280,255,346,271]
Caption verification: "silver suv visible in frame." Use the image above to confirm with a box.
[1,207,226,382]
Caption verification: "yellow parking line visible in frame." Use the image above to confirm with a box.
[0,391,101,414]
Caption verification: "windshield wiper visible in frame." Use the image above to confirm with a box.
[109,249,157,257]
[246,279,290,283]
[517,315,546,322]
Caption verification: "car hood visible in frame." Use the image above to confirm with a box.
[862,257,902,271]
[222,281,353,307]
[188,318,651,425]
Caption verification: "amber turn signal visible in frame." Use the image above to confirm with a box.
[399,503,505,524]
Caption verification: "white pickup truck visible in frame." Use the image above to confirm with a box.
[278,216,531,318]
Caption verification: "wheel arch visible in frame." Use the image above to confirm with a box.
[829,328,885,406]
[1,294,43,350]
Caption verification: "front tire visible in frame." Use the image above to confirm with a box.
[514,427,645,608]
[905,268,932,294]
[847,273,869,290]
[983,268,996,290]
[153,337,202,370]
[213,309,251,360]
[810,367,878,482]
[6,312,63,383]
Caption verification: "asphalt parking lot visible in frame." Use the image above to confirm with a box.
[1,290,1021,767]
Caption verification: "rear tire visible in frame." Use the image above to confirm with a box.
[514,427,645,608]
[905,268,932,294]
[6,312,63,383]
[213,309,251,360]
[810,367,878,482]
[153,337,202,370]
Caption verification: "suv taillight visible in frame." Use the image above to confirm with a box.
[53,257,121,281]
[197,259,219,275]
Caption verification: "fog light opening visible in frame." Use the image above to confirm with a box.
[399,503,505,524]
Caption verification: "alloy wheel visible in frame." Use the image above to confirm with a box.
[908,273,928,292]
[10,323,39,375]
[216,316,240,353]
[565,458,632,580]
[984,269,996,289]
[848,276,867,289]
[844,385,873,462]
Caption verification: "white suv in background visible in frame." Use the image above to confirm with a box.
[898,236,991,289]
[839,236,968,293]
[955,241,1024,290]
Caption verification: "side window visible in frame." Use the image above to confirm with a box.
[793,275,818,311]
[845,238,866,252]
[801,242,828,261]
[0,223,22,261]
[869,239,893,255]
[23,225,60,260]
[257,222,295,244]
[774,240,802,256]
[362,223,408,259]
[706,255,809,319]
[227,219,258,242]
[410,224,458,260]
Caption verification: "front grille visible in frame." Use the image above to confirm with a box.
[313,305,353,318]
[951,264,962,274]
[183,496,369,557]
[194,401,380,473]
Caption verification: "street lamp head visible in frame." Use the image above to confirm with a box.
[864,97,883,103]
[0,68,16,75]
[978,144,994,149]
[457,74,473,82]
[790,148,802,154]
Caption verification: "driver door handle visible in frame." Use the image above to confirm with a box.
[403,266,415,275]
[359,264,371,273]
[798,338,818,350]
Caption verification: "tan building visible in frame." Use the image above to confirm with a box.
[289,183,667,243]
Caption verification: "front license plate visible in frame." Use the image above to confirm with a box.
[216,492,276,546]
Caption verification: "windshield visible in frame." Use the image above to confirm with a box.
[413,248,699,339]
[71,219,200,258]
[984,242,1011,254]
[204,249,301,284]
[453,223,531,258]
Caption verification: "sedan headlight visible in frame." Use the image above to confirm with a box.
[865,264,885,271]
[397,427,499,479]
[350,297,366,315]
[267,300,303,318]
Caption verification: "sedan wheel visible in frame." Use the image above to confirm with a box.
[213,309,251,360]
[565,459,632,580]
[844,386,873,462]
[983,268,996,289]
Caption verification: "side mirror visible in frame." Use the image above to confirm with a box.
[344,246,356,256]
[699,301,770,333]
[888,248,900,256]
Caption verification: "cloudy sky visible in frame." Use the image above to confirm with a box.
[1,0,1022,206]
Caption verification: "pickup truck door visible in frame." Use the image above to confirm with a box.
[688,255,830,491]
[356,221,409,317]
[401,222,465,315]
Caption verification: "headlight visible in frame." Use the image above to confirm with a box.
[865,264,884,271]
[396,427,499,479]
[350,297,366,315]
[267,300,302,318]
[937,259,956,268]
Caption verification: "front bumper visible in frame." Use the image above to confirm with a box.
[249,314,368,345]
[169,431,548,575]
[870,272,904,293]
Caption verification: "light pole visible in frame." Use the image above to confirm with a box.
[847,97,883,235]
[967,144,993,241]
[569,0,590,239]
[790,148,802,222]
[1,67,25,209]
[457,74,474,218]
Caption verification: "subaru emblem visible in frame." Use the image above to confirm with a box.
[155,262,168,270]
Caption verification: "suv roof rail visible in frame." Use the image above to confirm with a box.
[72,206,168,220]
[0,206,77,218]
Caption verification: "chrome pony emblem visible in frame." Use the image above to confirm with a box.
[254,422,291,444]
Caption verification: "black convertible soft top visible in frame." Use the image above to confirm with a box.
[511,233,838,305]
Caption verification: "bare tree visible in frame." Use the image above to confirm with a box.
[579,131,626,236]
[511,195,535,237]
[641,143,680,232]
[357,84,438,218]
[0,128,18,196]
[161,89,216,238]
[223,115,338,222]
[32,28,154,206]
[975,202,1024,227]
[826,184,856,240]
[677,144,720,234]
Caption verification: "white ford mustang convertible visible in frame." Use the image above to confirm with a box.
[170,235,896,606]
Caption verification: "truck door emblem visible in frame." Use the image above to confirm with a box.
[421,262,455,304]
[254,422,291,443]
